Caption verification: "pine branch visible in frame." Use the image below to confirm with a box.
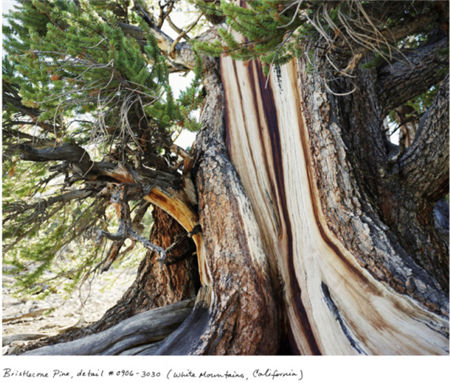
[116,21,197,71]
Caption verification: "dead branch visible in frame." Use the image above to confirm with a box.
[169,12,204,58]
[97,185,167,261]
[23,299,194,355]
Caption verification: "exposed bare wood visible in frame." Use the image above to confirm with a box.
[222,56,448,354]
[23,299,194,355]
[17,142,198,223]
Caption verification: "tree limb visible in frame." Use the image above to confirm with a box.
[15,142,199,249]
[19,143,95,175]
[3,128,57,149]
[3,189,92,219]
[377,35,448,114]
[97,185,167,260]
[17,143,182,191]
[380,11,439,45]
[23,299,194,355]
[399,76,449,201]
[2,82,57,132]
[167,15,185,36]
[169,12,203,58]
[116,21,197,71]
[99,201,150,272]
[156,0,175,29]
[2,82,40,118]
[117,17,220,72]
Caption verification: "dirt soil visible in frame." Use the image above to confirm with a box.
[2,268,135,355]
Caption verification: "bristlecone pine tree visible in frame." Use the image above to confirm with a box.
[2,0,448,355]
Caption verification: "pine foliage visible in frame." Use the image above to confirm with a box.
[2,0,203,298]
[3,0,203,150]
[194,0,437,75]
[2,0,444,299]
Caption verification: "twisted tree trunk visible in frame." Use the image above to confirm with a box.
[221,55,448,354]
[23,35,448,356]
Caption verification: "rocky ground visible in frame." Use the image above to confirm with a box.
[2,267,136,355]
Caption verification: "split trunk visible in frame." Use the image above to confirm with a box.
[24,47,449,355]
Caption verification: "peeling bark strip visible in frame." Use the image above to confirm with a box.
[222,57,448,354]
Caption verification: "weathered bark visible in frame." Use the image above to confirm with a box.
[377,35,448,114]
[222,54,448,354]
[400,78,449,201]
[19,8,449,356]
[147,58,279,355]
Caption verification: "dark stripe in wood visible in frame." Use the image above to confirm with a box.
[321,282,367,355]
[285,321,301,355]
[229,59,261,181]
[244,61,281,232]
[222,58,280,234]
[222,58,233,153]
[248,60,321,355]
